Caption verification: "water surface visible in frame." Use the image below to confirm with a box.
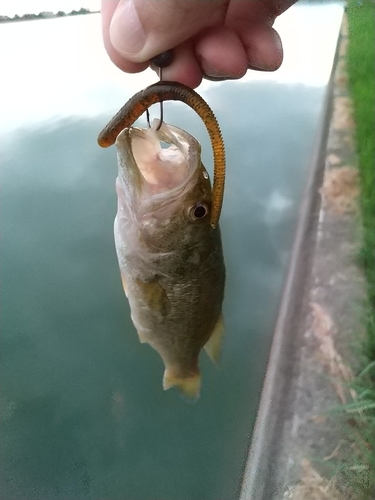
[1,5,342,499]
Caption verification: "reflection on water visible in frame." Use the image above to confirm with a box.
[1,7,341,500]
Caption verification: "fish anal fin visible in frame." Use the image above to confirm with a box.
[163,369,201,399]
[204,313,224,364]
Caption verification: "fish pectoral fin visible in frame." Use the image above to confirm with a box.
[204,313,224,364]
[163,370,201,399]
[135,276,170,316]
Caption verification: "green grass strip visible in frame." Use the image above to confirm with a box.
[347,0,375,357]
[341,2,375,498]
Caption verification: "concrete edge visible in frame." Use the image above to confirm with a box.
[238,11,345,500]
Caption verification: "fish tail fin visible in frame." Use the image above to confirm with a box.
[204,313,224,364]
[163,370,201,399]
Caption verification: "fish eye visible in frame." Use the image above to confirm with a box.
[188,202,209,221]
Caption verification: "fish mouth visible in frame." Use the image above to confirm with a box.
[116,120,201,198]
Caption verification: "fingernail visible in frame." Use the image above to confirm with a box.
[202,73,236,82]
[248,52,277,72]
[248,63,274,72]
[200,60,234,80]
[110,0,146,56]
[248,29,283,72]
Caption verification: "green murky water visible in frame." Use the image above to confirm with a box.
[0,6,341,499]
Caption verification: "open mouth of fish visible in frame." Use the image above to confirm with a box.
[116,119,201,200]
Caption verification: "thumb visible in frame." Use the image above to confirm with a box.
[109,0,226,63]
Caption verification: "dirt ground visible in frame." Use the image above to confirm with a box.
[270,15,367,499]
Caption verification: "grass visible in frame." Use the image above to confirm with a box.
[336,0,375,497]
[347,0,375,348]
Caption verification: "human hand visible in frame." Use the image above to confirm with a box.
[101,0,297,88]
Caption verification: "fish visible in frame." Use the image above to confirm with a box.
[98,82,226,398]
[114,120,225,398]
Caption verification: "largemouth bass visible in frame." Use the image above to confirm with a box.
[98,82,226,398]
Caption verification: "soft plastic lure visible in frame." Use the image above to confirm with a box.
[97,81,225,228]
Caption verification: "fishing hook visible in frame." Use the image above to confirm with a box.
[156,66,164,131]
[146,67,163,129]
[149,50,173,131]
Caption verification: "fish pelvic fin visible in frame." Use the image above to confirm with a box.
[204,313,224,364]
[163,370,201,399]
[120,274,128,297]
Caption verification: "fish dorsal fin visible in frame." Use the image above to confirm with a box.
[204,313,224,364]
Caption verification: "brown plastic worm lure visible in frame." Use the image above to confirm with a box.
[97,81,225,228]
